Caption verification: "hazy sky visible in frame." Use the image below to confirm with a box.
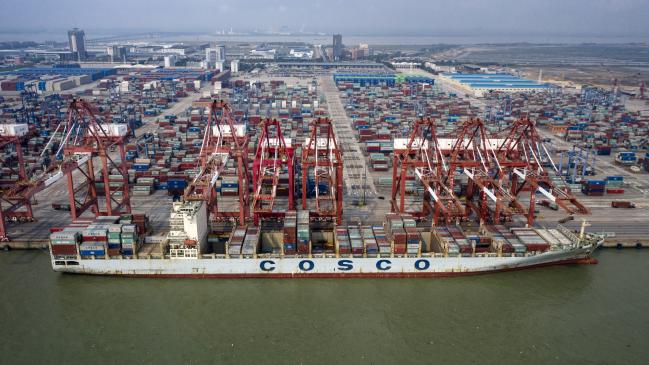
[0,0,648,37]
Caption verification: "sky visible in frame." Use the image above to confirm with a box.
[0,0,648,38]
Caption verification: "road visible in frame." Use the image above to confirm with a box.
[319,75,377,200]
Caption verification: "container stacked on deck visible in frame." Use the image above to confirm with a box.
[107,224,122,256]
[605,176,624,194]
[430,226,460,256]
[283,211,297,255]
[242,226,260,256]
[80,224,108,257]
[361,226,378,256]
[49,230,81,258]
[511,228,550,252]
[336,228,351,255]
[467,235,492,254]
[487,226,513,254]
[493,225,526,254]
[297,210,310,254]
[120,224,139,255]
[347,226,364,256]
[228,226,246,256]
[401,217,421,255]
[446,225,471,255]
[385,214,406,255]
[581,179,606,196]
[373,226,390,256]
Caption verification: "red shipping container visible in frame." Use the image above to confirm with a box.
[606,189,624,194]
[51,244,78,256]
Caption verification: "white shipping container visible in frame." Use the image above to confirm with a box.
[90,124,128,137]
[212,124,246,138]
[0,123,28,137]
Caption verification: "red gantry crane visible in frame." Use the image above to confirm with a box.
[53,99,132,219]
[496,118,589,225]
[0,123,36,240]
[1,99,133,241]
[301,117,343,223]
[445,118,528,225]
[252,118,294,225]
[184,100,250,224]
[391,117,464,223]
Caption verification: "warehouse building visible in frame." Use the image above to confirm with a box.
[439,73,551,97]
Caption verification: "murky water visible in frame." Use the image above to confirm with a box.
[1,250,647,364]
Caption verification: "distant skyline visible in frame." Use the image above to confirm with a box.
[0,0,648,40]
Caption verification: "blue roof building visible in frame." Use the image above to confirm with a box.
[440,73,551,96]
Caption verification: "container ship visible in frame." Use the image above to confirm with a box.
[48,202,602,278]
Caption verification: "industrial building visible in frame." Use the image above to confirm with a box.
[333,73,434,86]
[439,73,551,96]
[277,62,384,70]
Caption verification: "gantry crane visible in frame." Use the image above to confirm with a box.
[1,98,133,240]
[252,118,294,225]
[445,118,527,225]
[496,118,589,225]
[44,98,132,220]
[391,117,464,223]
[301,117,343,223]
[0,123,36,240]
[184,100,250,223]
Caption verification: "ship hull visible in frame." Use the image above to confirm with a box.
[51,245,598,278]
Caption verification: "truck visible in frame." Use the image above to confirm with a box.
[611,201,636,209]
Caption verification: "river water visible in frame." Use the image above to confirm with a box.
[1,250,647,364]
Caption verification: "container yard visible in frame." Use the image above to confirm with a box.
[1,58,646,277]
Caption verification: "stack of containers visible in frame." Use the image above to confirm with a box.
[336,228,351,255]
[242,226,259,256]
[372,226,391,256]
[107,224,122,256]
[221,177,239,196]
[283,211,297,255]
[404,227,421,255]
[511,228,550,252]
[348,227,364,256]
[120,224,139,255]
[402,217,420,255]
[447,226,471,255]
[296,210,310,254]
[645,153,649,172]
[361,226,378,256]
[228,227,246,256]
[487,226,514,254]
[80,225,108,257]
[430,227,460,256]
[581,180,606,196]
[605,176,624,194]
[369,153,390,171]
[49,230,81,258]
[385,214,405,254]
[615,151,637,165]
[465,234,492,254]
